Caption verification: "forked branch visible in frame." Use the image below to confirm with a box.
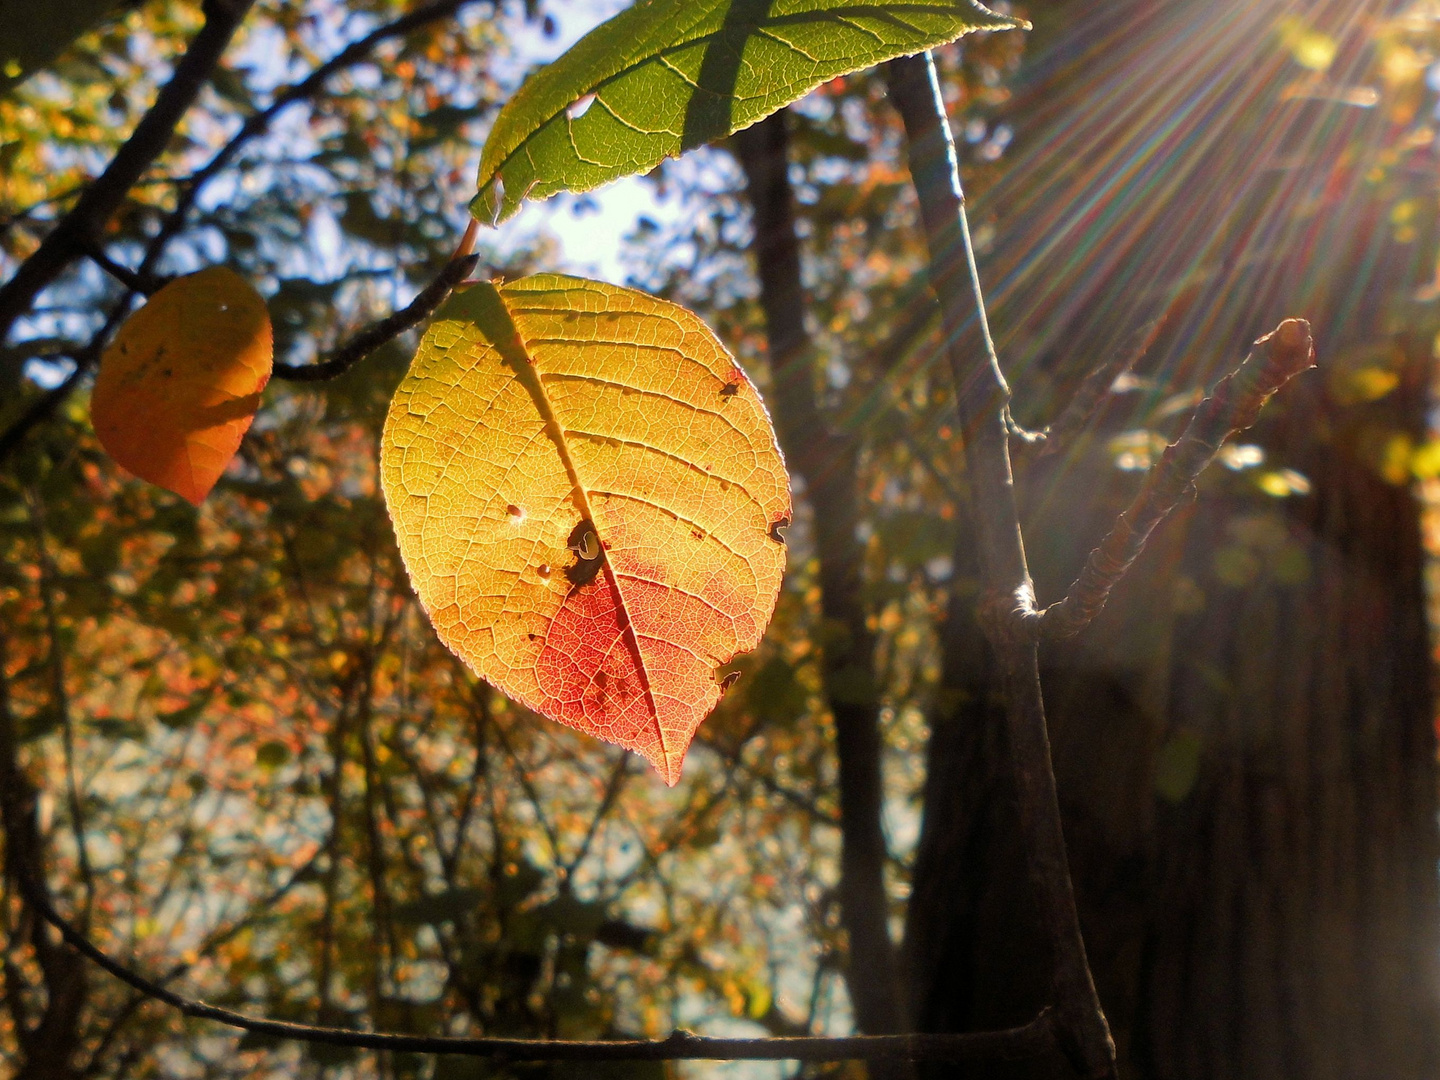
[1028,318,1316,640]
[884,50,1117,1078]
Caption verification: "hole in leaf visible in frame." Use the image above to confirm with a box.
[565,519,604,587]
[567,93,597,119]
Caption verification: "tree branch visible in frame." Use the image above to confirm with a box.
[273,255,479,382]
[0,0,256,345]
[17,871,1057,1062]
[0,0,490,459]
[884,51,1116,1079]
[134,0,490,285]
[1030,319,1315,639]
[733,111,908,1045]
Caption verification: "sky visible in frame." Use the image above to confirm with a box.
[488,0,679,283]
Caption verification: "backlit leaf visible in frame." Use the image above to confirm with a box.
[91,267,272,506]
[472,0,1026,225]
[381,274,790,784]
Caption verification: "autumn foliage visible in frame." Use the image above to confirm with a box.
[382,275,790,783]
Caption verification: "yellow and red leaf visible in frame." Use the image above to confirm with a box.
[382,274,790,784]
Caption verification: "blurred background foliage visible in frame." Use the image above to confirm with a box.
[4,1,1440,1078]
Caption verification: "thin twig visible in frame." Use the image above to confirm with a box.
[16,870,1056,1062]
[83,249,162,297]
[884,50,1116,1079]
[1030,319,1315,639]
[272,254,479,382]
[1035,315,1166,457]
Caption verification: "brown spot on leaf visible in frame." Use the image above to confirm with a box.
[565,518,604,588]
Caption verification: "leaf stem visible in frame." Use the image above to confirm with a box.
[272,255,480,383]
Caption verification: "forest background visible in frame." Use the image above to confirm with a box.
[4,0,1440,1078]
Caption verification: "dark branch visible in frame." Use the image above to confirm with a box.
[137,0,489,281]
[273,255,480,382]
[17,872,1056,1062]
[885,51,1116,1079]
[0,367,86,463]
[734,112,908,1046]
[0,0,256,344]
[1031,318,1316,639]
[84,248,162,296]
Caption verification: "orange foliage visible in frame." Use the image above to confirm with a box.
[91,267,272,505]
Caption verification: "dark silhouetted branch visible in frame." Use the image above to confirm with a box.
[1031,319,1315,639]
[273,254,480,382]
[17,872,1058,1063]
[0,0,257,345]
[84,248,163,296]
[135,0,490,283]
[884,51,1116,1079]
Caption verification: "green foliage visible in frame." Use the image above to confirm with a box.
[472,0,1024,223]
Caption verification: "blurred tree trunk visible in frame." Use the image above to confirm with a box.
[903,0,1440,1076]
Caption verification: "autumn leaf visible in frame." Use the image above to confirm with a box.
[381,274,791,784]
[91,266,273,506]
[472,0,1027,225]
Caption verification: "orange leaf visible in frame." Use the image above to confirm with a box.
[91,266,272,505]
[382,275,791,784]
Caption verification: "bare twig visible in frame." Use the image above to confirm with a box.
[884,51,1116,1079]
[1035,316,1165,457]
[273,255,479,382]
[0,0,257,345]
[83,248,163,297]
[1031,319,1315,639]
[16,870,1058,1063]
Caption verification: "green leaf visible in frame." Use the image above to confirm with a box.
[472,0,1026,224]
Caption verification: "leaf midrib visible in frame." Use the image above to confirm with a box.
[489,282,673,775]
